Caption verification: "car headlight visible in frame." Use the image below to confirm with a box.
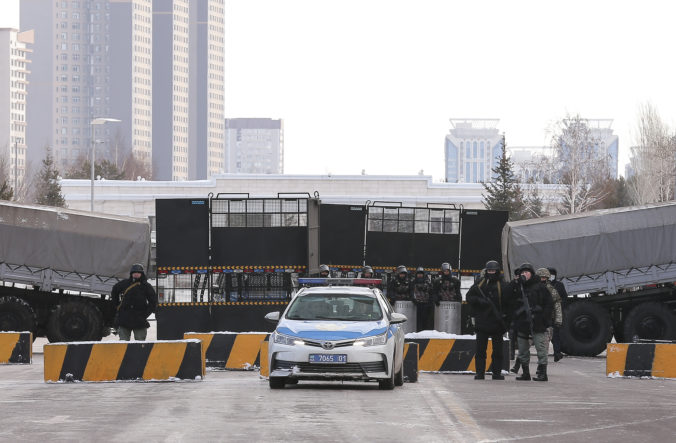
[353,333,387,347]
[272,332,304,346]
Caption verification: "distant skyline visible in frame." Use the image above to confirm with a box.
[3,0,676,180]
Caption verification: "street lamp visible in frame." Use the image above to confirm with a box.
[90,118,121,211]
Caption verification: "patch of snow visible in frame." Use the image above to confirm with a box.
[405,330,476,339]
[44,339,202,345]
[185,331,270,335]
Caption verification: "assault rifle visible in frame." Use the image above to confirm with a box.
[516,279,535,338]
[476,282,507,331]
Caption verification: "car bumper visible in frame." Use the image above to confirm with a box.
[269,343,393,381]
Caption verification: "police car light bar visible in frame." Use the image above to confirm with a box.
[298,278,383,285]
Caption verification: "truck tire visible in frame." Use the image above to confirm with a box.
[623,302,676,342]
[47,299,103,342]
[560,301,612,356]
[0,296,36,333]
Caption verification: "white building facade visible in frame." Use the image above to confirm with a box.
[0,28,32,189]
[444,119,503,183]
[225,118,284,174]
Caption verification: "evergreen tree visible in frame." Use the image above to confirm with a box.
[66,159,125,180]
[482,134,524,220]
[35,149,66,207]
[0,181,13,201]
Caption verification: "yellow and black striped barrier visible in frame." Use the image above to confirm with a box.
[184,332,268,370]
[406,338,509,373]
[403,342,419,382]
[607,343,676,378]
[0,332,32,364]
[44,340,205,382]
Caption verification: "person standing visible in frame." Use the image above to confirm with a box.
[537,268,563,363]
[432,262,461,303]
[387,265,411,305]
[466,260,513,380]
[111,263,157,341]
[412,267,434,331]
[548,267,567,362]
[513,263,553,381]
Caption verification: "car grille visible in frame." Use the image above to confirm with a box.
[274,360,386,373]
[304,340,355,348]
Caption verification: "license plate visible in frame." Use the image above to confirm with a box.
[309,354,347,364]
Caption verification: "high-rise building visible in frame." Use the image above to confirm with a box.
[109,0,153,170]
[21,0,115,171]
[224,118,284,174]
[0,28,32,189]
[152,0,189,180]
[509,146,554,183]
[189,0,224,179]
[444,119,502,183]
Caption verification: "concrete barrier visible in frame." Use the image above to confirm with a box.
[403,342,419,382]
[406,337,510,373]
[44,340,204,382]
[0,331,32,364]
[607,343,676,378]
[184,332,268,370]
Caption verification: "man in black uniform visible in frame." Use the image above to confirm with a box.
[111,263,157,341]
[513,263,553,381]
[387,265,411,305]
[548,267,567,362]
[466,260,513,380]
[412,267,434,331]
[432,262,461,303]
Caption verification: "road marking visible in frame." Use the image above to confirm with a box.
[494,419,544,422]
[30,415,71,425]
[423,388,491,441]
[478,414,676,442]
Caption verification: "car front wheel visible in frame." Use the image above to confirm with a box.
[269,377,286,389]
[379,359,395,390]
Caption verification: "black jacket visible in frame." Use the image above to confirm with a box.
[387,275,411,304]
[111,272,157,329]
[432,275,461,303]
[512,274,553,334]
[466,277,513,334]
[411,276,433,305]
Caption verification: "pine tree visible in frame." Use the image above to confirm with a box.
[0,181,13,201]
[481,134,524,220]
[35,149,66,207]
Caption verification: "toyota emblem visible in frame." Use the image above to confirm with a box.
[321,341,335,350]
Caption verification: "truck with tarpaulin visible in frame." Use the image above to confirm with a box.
[0,201,151,341]
[154,193,508,339]
[502,201,676,356]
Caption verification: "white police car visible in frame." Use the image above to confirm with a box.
[265,279,407,389]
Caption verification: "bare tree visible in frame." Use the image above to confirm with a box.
[628,103,676,204]
[551,115,612,214]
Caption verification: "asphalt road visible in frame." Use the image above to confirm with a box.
[2,344,676,443]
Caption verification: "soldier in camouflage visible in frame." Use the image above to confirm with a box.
[433,262,461,304]
[412,267,434,331]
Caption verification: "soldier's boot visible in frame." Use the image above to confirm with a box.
[533,364,548,382]
[510,359,521,374]
[474,359,486,380]
[516,364,531,381]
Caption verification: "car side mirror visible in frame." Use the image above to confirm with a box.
[264,311,281,324]
[390,312,407,324]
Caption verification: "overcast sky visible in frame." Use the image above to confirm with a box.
[3,0,675,179]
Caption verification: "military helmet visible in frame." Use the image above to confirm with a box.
[319,264,330,273]
[396,265,408,274]
[485,260,500,271]
[536,267,551,279]
[362,265,373,275]
[547,267,558,277]
[130,263,145,274]
[518,262,535,274]
[441,262,452,272]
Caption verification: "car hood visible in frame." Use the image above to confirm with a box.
[276,319,388,340]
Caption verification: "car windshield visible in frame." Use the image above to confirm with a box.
[286,294,383,321]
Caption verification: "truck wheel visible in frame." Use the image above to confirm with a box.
[47,299,103,342]
[0,296,36,333]
[560,301,612,356]
[623,302,676,342]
